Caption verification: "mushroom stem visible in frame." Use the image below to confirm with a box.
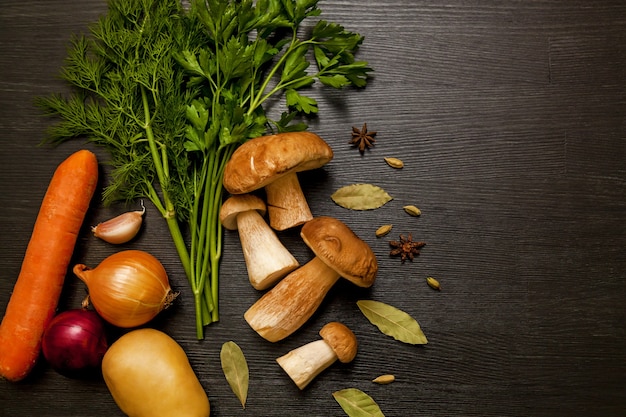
[236,210,300,290]
[264,172,313,231]
[244,257,340,342]
[276,339,337,390]
[276,321,358,389]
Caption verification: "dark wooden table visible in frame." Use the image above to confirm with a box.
[1,1,625,416]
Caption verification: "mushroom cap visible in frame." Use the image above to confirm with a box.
[219,194,267,230]
[319,322,357,363]
[223,132,333,194]
[300,216,378,288]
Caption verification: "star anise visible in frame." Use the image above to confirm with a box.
[349,123,376,153]
[389,234,426,263]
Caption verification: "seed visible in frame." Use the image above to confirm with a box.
[372,374,395,384]
[375,224,393,237]
[384,157,404,169]
[403,205,422,217]
[426,276,441,291]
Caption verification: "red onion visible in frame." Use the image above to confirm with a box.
[42,309,108,377]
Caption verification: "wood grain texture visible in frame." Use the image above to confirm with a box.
[1,0,625,416]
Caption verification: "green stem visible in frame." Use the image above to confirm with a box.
[193,291,204,339]
[199,147,220,323]
[248,31,300,114]
[140,85,195,329]
[190,156,215,338]
[208,144,236,322]
[199,152,217,322]
[206,154,222,323]
[166,215,192,278]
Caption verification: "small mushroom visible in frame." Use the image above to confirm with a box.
[220,194,299,290]
[223,132,333,231]
[276,322,357,390]
[244,216,378,342]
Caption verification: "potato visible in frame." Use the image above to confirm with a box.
[102,328,210,417]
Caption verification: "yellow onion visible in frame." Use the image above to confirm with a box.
[73,250,178,328]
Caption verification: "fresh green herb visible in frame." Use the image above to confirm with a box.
[37,0,372,339]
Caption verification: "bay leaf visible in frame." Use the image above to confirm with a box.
[333,388,385,417]
[331,183,393,210]
[357,300,428,345]
[220,341,249,408]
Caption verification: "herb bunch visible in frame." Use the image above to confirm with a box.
[38,0,372,339]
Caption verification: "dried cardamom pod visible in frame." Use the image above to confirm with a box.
[426,276,441,291]
[384,157,404,169]
[403,205,422,217]
[372,374,395,384]
[375,224,393,237]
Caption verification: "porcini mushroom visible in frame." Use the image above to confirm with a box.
[223,132,333,231]
[220,194,299,290]
[276,321,357,389]
[244,216,378,342]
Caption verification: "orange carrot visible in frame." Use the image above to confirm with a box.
[0,149,98,381]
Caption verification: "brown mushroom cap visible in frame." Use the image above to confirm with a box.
[300,216,378,288]
[319,322,357,363]
[219,194,267,230]
[223,132,333,194]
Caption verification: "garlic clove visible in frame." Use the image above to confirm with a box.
[92,202,145,244]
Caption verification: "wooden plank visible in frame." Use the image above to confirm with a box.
[0,1,625,416]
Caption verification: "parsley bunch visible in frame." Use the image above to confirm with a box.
[38,0,371,339]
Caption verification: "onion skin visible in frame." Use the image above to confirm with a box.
[73,250,177,328]
[41,309,108,378]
